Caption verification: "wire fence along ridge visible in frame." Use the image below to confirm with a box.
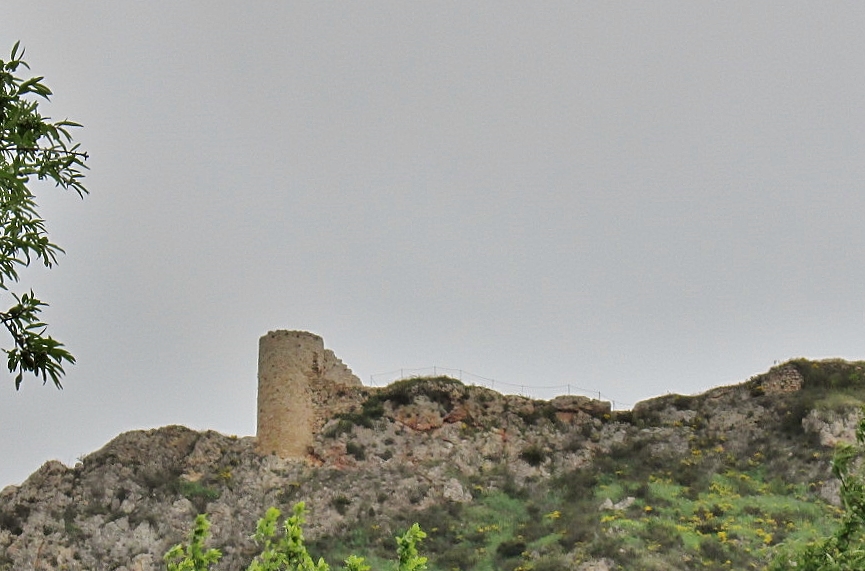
[368,365,632,410]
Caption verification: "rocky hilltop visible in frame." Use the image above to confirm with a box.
[2,359,864,571]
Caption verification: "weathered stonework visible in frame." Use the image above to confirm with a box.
[255,330,611,461]
[761,363,804,395]
[256,330,362,458]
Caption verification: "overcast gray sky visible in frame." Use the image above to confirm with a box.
[1,2,864,488]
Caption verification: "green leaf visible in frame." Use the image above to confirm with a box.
[0,43,88,389]
[9,41,21,63]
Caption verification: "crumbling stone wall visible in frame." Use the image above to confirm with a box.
[256,330,362,458]
[761,363,804,395]
[255,330,612,461]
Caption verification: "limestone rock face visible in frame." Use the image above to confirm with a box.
[0,377,617,571]
[551,395,611,422]
[803,408,864,448]
[392,396,446,431]
[0,427,275,571]
[1,358,857,571]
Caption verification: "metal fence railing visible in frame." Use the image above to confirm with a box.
[368,366,632,410]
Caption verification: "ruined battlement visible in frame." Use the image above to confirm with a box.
[256,330,362,458]
[255,330,614,460]
[760,363,804,395]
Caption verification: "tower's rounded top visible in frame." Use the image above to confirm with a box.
[260,330,323,342]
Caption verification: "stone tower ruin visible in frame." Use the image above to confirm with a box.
[256,330,362,458]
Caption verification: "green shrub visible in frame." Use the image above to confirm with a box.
[176,480,220,512]
[332,495,351,516]
[642,519,683,550]
[777,394,816,437]
[672,394,694,411]
[563,432,584,453]
[164,514,221,571]
[0,504,28,536]
[517,403,559,426]
[790,359,865,390]
[167,503,428,571]
[177,480,220,501]
[360,397,385,420]
[698,535,728,563]
[138,459,184,492]
[531,555,570,571]
[346,442,366,461]
[378,376,464,409]
[434,543,478,570]
[323,419,355,438]
[553,466,599,502]
[496,538,526,558]
[815,391,865,413]
[520,444,547,467]
[768,409,865,570]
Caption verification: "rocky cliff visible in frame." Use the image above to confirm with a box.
[1,359,864,571]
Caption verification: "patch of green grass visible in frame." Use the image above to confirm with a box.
[308,447,839,571]
[177,480,220,512]
[647,478,685,503]
[594,467,840,569]
[177,480,220,501]
[594,480,626,502]
[814,390,865,412]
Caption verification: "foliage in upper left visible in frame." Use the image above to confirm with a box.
[0,41,88,389]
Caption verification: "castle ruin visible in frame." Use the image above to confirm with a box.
[256,329,614,460]
[256,330,362,458]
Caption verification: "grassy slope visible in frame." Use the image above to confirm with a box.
[307,360,865,571]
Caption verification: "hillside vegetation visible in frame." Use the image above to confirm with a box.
[2,359,865,570]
